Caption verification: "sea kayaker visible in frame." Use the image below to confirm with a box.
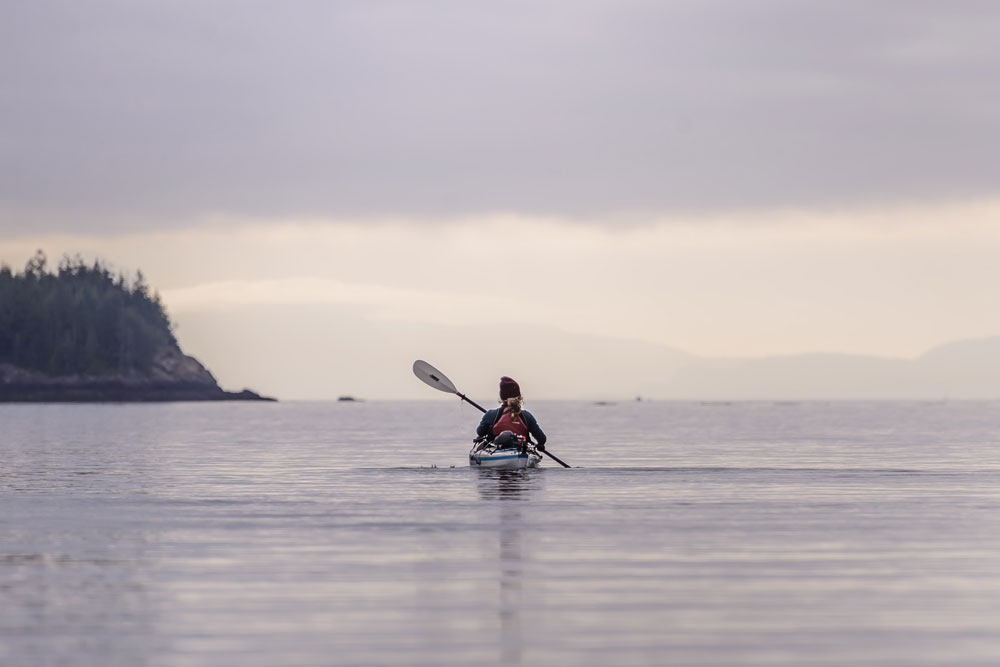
[476,376,547,450]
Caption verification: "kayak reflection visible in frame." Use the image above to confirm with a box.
[475,468,543,501]
[475,469,544,665]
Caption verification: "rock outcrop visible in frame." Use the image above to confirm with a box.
[0,348,274,402]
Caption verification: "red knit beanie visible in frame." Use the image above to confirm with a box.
[499,376,520,400]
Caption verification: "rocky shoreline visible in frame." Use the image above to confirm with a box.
[0,381,272,402]
[0,349,275,403]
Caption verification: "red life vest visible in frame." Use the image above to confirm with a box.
[492,407,529,438]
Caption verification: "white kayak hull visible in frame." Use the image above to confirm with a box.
[469,447,542,469]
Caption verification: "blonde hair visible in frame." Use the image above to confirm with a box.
[503,396,523,419]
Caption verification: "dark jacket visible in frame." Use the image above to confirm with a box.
[477,407,546,446]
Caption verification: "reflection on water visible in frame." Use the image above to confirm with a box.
[4,401,1000,666]
[0,506,156,666]
[476,470,544,665]
[475,469,543,502]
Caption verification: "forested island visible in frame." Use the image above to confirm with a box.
[0,251,273,402]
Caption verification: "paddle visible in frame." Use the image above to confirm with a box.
[412,359,488,412]
[412,360,571,468]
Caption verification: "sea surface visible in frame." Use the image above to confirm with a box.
[2,400,1000,666]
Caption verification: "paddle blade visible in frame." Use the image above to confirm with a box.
[412,360,458,394]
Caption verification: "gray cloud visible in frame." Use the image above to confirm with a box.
[2,1,999,231]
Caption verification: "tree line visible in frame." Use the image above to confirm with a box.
[0,250,179,376]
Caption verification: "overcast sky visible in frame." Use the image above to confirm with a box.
[2,1,999,398]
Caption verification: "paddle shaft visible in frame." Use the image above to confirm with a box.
[465,398,571,468]
[539,448,571,468]
[457,393,488,413]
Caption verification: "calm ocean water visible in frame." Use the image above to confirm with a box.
[2,400,1000,666]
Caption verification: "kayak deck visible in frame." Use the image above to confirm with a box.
[469,441,542,469]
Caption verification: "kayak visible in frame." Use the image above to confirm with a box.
[469,440,542,469]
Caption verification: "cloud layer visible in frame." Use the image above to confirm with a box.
[4,1,1000,230]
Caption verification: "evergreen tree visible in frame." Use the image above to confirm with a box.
[0,251,179,376]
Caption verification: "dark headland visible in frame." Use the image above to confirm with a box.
[0,251,274,402]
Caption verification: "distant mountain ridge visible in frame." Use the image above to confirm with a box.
[126,283,999,401]
[178,295,999,400]
[663,336,1000,400]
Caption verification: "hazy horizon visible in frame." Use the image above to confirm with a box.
[3,2,999,399]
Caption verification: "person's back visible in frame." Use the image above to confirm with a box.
[476,376,546,449]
